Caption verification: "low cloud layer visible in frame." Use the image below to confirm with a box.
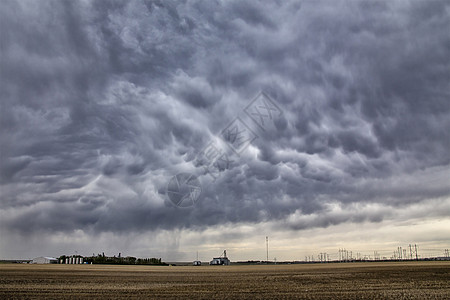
[1,0,449,258]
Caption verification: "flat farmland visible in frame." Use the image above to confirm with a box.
[0,261,449,299]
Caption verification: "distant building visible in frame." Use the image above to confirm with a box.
[193,260,201,266]
[210,250,230,265]
[32,257,58,264]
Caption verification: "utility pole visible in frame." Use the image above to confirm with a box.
[266,236,269,263]
[415,244,418,260]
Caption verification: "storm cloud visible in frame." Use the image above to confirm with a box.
[1,0,449,259]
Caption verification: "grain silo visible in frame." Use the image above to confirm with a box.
[209,250,230,265]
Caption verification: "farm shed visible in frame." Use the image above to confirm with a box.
[32,257,58,264]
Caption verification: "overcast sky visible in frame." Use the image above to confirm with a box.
[1,0,449,261]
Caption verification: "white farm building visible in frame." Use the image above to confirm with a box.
[210,250,230,265]
[32,257,58,264]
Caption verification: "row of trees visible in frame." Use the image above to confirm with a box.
[59,254,166,265]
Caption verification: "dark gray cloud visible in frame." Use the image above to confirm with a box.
[1,0,449,253]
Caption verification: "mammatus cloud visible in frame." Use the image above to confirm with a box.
[1,0,449,258]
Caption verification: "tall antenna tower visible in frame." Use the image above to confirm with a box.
[266,236,269,263]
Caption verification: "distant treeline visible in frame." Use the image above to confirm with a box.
[59,254,167,265]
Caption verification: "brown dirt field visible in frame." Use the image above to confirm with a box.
[0,261,449,299]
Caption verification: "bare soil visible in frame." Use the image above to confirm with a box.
[0,261,449,299]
